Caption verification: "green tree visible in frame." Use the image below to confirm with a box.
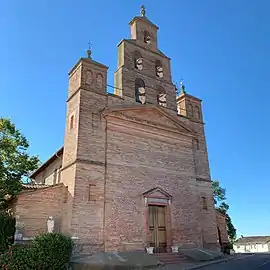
[212,180,237,242]
[0,118,40,210]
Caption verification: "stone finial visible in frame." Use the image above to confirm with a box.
[180,80,186,94]
[140,5,146,17]
[87,42,92,59]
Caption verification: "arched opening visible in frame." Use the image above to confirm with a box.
[156,86,166,107]
[135,78,146,104]
[96,74,103,89]
[217,227,222,246]
[187,104,193,117]
[155,60,163,78]
[194,106,201,120]
[144,30,151,44]
[134,51,143,70]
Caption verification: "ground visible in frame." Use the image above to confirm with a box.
[155,253,270,270]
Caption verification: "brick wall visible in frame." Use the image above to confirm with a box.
[216,211,228,244]
[12,184,67,238]
[114,40,177,111]
[104,109,202,251]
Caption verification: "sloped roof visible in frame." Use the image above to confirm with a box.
[29,147,63,179]
[21,183,50,190]
[235,236,270,244]
[118,39,170,60]
[129,16,159,29]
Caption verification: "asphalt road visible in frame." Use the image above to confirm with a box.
[199,254,270,270]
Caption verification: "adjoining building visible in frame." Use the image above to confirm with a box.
[234,236,270,253]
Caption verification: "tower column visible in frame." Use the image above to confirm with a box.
[61,51,109,252]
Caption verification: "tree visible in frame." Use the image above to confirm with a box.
[0,118,40,210]
[212,180,237,242]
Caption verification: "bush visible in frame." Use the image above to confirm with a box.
[32,233,73,269]
[1,246,36,270]
[0,233,73,270]
[0,213,15,253]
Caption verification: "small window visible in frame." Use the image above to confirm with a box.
[69,115,74,130]
[88,184,97,201]
[201,197,207,210]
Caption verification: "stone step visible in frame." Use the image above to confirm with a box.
[152,253,192,264]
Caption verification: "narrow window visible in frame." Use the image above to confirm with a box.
[134,51,143,70]
[201,196,207,210]
[156,85,166,107]
[63,187,68,203]
[88,184,97,201]
[144,30,151,44]
[155,60,163,78]
[53,169,57,185]
[135,78,146,104]
[193,138,199,150]
[69,115,74,130]
[57,166,62,183]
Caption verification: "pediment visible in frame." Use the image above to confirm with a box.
[103,104,195,137]
[143,187,172,199]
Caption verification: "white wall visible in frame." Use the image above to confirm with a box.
[234,243,270,253]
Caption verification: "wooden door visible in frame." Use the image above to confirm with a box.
[149,205,166,252]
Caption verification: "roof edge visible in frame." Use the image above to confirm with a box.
[29,147,64,179]
[129,16,159,30]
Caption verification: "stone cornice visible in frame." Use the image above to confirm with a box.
[117,39,171,60]
[196,177,211,183]
[103,104,196,136]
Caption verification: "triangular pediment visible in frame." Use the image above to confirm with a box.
[143,187,171,199]
[103,104,195,137]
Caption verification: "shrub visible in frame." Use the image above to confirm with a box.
[0,213,15,253]
[0,233,73,270]
[32,233,73,270]
[0,246,36,270]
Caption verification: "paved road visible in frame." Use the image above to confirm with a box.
[197,254,270,270]
[155,254,270,270]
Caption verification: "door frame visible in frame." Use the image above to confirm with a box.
[143,188,172,252]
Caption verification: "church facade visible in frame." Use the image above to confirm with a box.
[12,9,228,253]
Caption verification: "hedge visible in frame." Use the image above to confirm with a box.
[0,233,73,270]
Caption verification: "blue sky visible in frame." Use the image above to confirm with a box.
[1,0,270,237]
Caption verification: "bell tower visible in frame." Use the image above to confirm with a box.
[114,6,177,111]
[177,82,203,123]
[129,5,159,51]
[61,48,108,243]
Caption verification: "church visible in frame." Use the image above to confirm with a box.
[12,7,228,254]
